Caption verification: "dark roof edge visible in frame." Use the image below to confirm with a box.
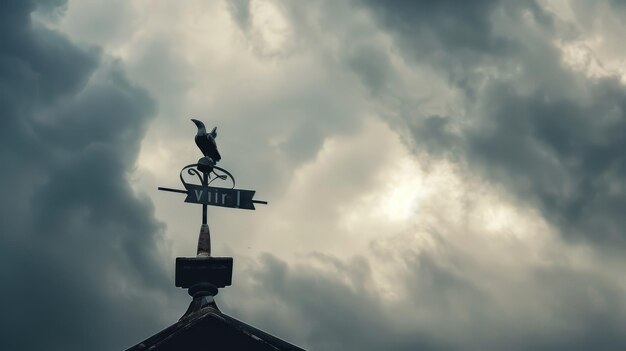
[125,306,305,351]
[217,311,305,351]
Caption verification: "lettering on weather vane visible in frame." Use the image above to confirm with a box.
[157,119,266,312]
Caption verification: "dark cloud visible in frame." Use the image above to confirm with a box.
[225,237,626,351]
[357,0,548,88]
[226,253,453,351]
[227,0,252,33]
[346,42,393,95]
[359,0,626,248]
[464,78,626,246]
[0,0,173,349]
[362,0,503,53]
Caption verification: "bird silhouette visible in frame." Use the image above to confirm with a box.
[191,119,221,163]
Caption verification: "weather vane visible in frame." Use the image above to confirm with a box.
[158,119,267,314]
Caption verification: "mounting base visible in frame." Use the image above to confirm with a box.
[175,257,233,290]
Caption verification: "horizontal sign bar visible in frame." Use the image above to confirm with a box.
[157,187,187,194]
[184,184,260,210]
[158,185,267,210]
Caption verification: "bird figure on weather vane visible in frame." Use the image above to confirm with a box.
[191,119,221,163]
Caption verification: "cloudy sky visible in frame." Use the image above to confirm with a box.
[2,0,626,349]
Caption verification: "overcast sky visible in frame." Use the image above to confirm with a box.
[2,0,626,350]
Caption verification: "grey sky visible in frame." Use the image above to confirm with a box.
[2,0,626,350]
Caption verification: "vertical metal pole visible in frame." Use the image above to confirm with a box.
[197,171,211,256]
[202,172,208,225]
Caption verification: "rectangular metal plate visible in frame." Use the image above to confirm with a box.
[175,257,233,288]
[183,184,257,210]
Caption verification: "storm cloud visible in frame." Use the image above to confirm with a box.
[3,0,626,350]
[219,1,626,349]
[359,0,626,247]
[0,0,173,349]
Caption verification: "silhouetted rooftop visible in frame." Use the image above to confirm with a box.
[126,298,304,351]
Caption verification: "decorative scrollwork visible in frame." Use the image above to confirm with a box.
[210,166,236,188]
[179,163,236,189]
[180,164,202,187]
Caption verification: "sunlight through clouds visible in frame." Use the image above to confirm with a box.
[371,157,425,222]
